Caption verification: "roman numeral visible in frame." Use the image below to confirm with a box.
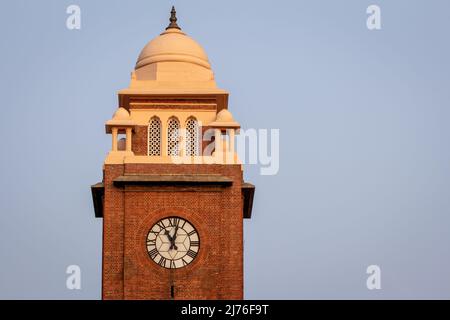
[158,256,167,267]
[147,239,156,246]
[187,250,197,259]
[148,248,158,260]
[180,220,186,229]
[190,241,199,247]
[169,217,179,227]
[187,230,196,236]
[182,258,188,266]
[157,221,165,230]
[170,260,176,269]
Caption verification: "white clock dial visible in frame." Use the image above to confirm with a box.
[146,217,200,269]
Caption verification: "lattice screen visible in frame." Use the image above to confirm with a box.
[185,118,199,156]
[167,117,180,156]
[148,117,162,156]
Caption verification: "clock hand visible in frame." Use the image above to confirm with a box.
[171,226,179,250]
[172,226,178,241]
[165,229,178,250]
[164,230,173,243]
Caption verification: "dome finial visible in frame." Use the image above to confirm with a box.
[166,6,181,30]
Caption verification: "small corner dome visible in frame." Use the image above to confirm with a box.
[209,109,240,129]
[112,107,130,120]
[215,109,235,122]
[135,28,211,70]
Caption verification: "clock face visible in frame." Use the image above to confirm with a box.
[146,217,200,269]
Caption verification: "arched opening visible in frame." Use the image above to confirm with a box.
[148,117,162,156]
[185,117,200,156]
[167,117,180,156]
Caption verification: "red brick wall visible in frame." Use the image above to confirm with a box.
[102,164,125,299]
[103,163,244,300]
[132,126,148,156]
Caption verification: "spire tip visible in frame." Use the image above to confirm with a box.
[166,6,181,30]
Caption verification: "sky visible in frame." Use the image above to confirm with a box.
[0,0,450,299]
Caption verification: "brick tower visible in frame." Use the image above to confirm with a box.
[91,7,255,300]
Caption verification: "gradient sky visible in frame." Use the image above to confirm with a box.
[0,0,450,299]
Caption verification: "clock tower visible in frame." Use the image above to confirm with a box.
[91,7,255,300]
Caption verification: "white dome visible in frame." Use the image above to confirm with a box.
[136,28,211,70]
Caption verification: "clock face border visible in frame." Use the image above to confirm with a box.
[146,216,200,269]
